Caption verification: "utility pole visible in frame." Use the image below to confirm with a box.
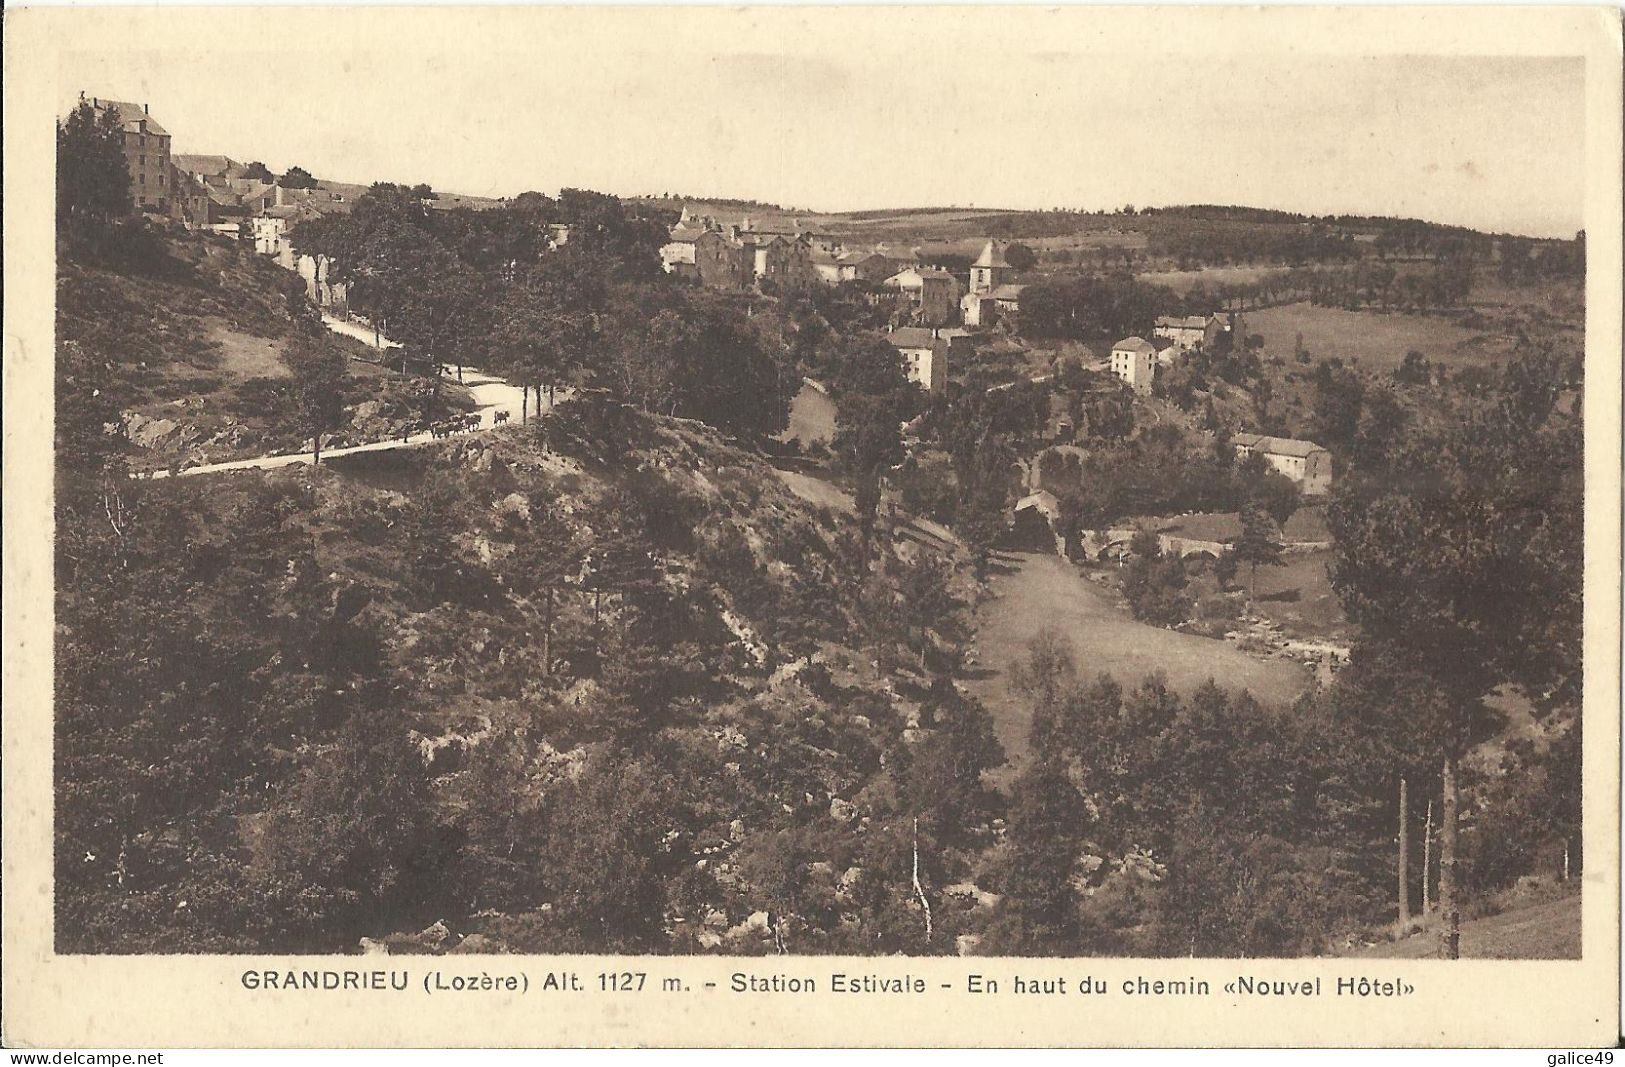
[1422,799,1433,916]
[1397,777,1411,937]
[1439,750,1461,958]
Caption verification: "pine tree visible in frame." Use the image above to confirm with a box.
[990,757,1089,954]
[57,101,132,244]
[1230,502,1284,606]
[285,338,349,465]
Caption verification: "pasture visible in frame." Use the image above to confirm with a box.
[1352,890,1579,960]
[1138,265,1279,293]
[967,551,1310,780]
[1246,302,1504,371]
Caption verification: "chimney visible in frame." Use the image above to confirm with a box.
[143,103,150,114]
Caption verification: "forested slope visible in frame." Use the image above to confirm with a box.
[55,396,1006,955]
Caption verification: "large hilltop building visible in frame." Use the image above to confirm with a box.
[659,208,840,292]
[77,94,177,218]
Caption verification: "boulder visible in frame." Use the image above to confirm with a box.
[125,413,179,449]
[829,797,857,823]
[417,919,452,949]
[724,910,772,941]
[448,933,506,955]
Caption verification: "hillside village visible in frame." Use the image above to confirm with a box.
[52,90,1586,963]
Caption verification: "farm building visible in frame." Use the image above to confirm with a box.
[1154,313,1225,353]
[1232,433,1333,495]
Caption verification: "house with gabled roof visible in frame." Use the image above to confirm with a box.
[837,251,893,284]
[811,248,845,285]
[1232,433,1333,495]
[662,223,755,288]
[885,267,962,326]
[1110,336,1157,394]
[1154,313,1226,353]
[752,233,816,289]
[885,326,951,394]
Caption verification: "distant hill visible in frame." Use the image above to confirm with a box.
[630,196,1570,269]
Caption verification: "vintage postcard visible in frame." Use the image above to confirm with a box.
[3,4,1621,1049]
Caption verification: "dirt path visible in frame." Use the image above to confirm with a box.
[965,551,1310,780]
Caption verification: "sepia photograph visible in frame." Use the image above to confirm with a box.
[41,19,1597,964]
[6,6,1622,1048]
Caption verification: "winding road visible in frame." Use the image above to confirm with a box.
[148,314,549,479]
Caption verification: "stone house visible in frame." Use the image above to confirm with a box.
[885,267,962,326]
[752,234,816,289]
[837,251,894,283]
[661,225,753,289]
[1109,336,1157,394]
[885,326,951,393]
[1153,314,1225,353]
[78,95,177,218]
[990,283,1029,322]
[1231,433,1333,495]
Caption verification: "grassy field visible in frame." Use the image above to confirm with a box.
[1139,265,1279,293]
[967,551,1310,780]
[1244,550,1348,641]
[1247,302,1504,371]
[1352,890,1580,960]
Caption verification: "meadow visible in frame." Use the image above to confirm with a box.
[1247,301,1507,371]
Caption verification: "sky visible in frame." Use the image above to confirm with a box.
[56,11,1588,238]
